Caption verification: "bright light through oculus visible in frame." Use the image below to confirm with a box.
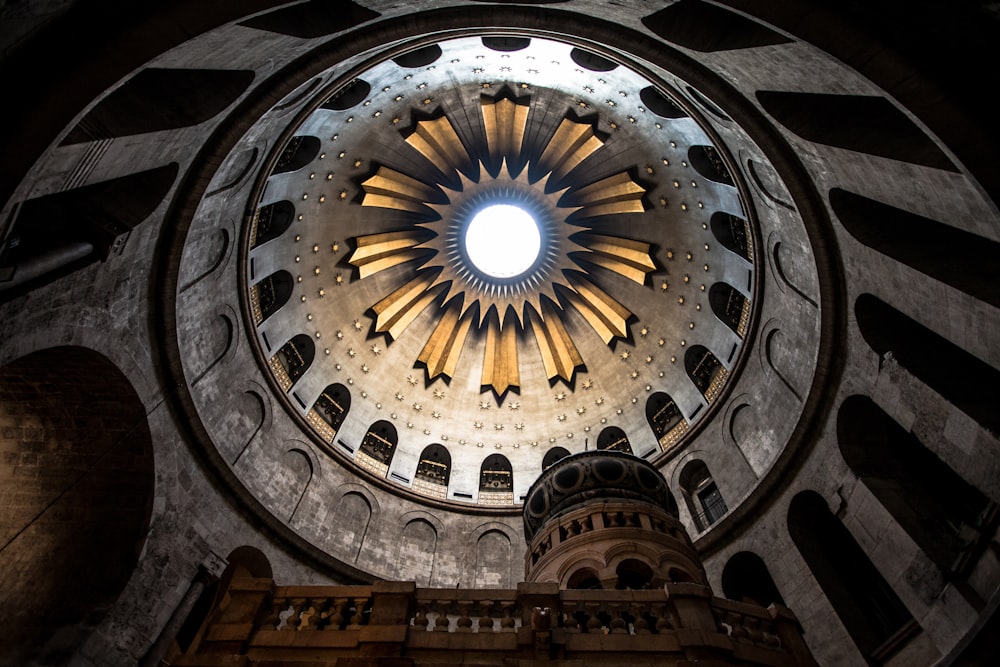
[464,204,542,278]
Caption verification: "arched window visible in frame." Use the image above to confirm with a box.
[566,567,603,590]
[721,551,784,608]
[710,211,751,261]
[252,270,293,323]
[273,334,314,389]
[308,383,350,443]
[788,491,916,663]
[615,559,655,590]
[414,444,451,499]
[479,454,513,505]
[831,188,1000,308]
[685,345,727,403]
[678,460,727,531]
[645,392,686,449]
[542,446,571,469]
[855,293,1000,433]
[251,201,295,248]
[357,420,397,477]
[688,145,734,185]
[272,135,321,175]
[838,395,994,578]
[597,426,632,453]
[709,282,749,337]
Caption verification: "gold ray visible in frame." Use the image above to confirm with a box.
[417,299,476,380]
[482,309,519,396]
[576,233,656,284]
[482,97,528,164]
[538,117,604,182]
[562,274,632,343]
[406,116,469,175]
[361,167,439,213]
[349,230,428,279]
[530,300,584,383]
[371,274,442,340]
[570,171,646,218]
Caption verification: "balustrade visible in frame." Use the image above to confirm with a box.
[174,578,814,666]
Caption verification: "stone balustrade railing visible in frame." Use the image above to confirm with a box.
[172,577,817,666]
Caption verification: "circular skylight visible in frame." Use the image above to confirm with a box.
[464,204,542,278]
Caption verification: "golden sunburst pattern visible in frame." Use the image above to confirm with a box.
[349,95,656,398]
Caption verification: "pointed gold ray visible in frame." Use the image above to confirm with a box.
[406,116,468,175]
[562,274,632,343]
[417,298,475,380]
[482,308,519,396]
[570,171,646,218]
[538,117,604,182]
[482,97,528,164]
[531,300,584,383]
[361,167,439,213]
[576,233,656,284]
[371,273,442,340]
[349,230,428,278]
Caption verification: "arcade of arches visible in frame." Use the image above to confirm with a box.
[0,1,998,665]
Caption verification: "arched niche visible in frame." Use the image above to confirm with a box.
[685,345,727,403]
[678,459,727,531]
[838,395,995,579]
[474,530,513,588]
[308,383,350,443]
[271,135,320,175]
[336,491,372,562]
[396,518,437,586]
[272,334,314,390]
[358,420,397,477]
[710,211,752,261]
[709,282,749,337]
[542,446,571,469]
[721,551,784,607]
[0,346,154,665]
[787,491,917,663]
[251,270,293,324]
[645,391,687,451]
[251,200,295,248]
[414,444,451,499]
[597,426,633,454]
[479,453,513,505]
